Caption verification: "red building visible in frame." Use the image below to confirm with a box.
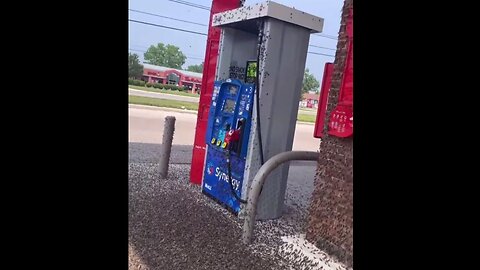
[300,93,320,108]
[142,63,203,94]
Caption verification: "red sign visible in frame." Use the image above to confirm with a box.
[327,105,353,138]
[328,6,353,138]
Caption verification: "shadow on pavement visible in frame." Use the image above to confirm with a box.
[129,142,317,167]
[129,142,193,164]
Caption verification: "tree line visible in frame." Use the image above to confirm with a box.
[129,42,319,97]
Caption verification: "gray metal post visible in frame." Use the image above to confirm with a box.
[242,151,319,244]
[159,116,176,179]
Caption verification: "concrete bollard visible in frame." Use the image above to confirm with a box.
[159,116,176,179]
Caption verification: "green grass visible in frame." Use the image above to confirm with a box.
[129,95,315,123]
[129,84,200,97]
[129,95,199,111]
[297,113,316,123]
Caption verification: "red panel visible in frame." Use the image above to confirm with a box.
[190,0,242,185]
[314,63,334,138]
[328,41,353,138]
[328,7,353,138]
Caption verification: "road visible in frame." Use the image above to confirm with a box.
[129,104,320,151]
[129,88,200,102]
[129,88,318,116]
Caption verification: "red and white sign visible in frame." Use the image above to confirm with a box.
[327,7,353,138]
[327,105,353,138]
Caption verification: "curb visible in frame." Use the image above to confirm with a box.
[128,88,200,101]
[128,104,199,115]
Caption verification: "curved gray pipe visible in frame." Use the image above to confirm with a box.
[242,150,319,244]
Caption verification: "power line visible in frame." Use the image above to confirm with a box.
[185,55,204,60]
[168,0,210,10]
[167,0,340,46]
[129,19,207,36]
[312,33,338,40]
[307,51,335,57]
[132,47,333,59]
[129,48,146,53]
[309,44,336,51]
[129,48,149,55]
[129,19,335,58]
[132,6,339,41]
[129,9,208,26]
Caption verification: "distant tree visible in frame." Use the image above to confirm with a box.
[300,68,320,100]
[128,53,144,79]
[302,68,320,93]
[144,43,186,69]
[187,62,204,73]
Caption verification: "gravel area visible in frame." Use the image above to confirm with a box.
[129,142,350,270]
[129,163,289,270]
